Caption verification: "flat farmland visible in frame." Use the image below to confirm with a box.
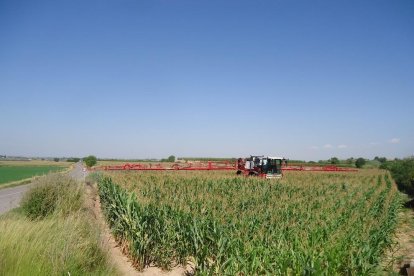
[0,161,69,185]
[96,160,174,167]
[96,169,401,275]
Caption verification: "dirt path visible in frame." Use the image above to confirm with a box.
[68,161,87,181]
[84,181,190,276]
[383,205,414,275]
[85,181,139,275]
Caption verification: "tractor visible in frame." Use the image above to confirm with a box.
[237,156,285,179]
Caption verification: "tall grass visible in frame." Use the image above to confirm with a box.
[0,174,117,276]
[21,174,83,219]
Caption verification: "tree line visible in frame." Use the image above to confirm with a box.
[380,157,414,196]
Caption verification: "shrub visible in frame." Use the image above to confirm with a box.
[84,155,97,168]
[355,158,366,168]
[160,155,176,162]
[21,174,83,220]
[67,157,80,163]
[329,157,339,164]
[388,157,414,196]
[21,185,57,219]
[346,158,354,165]
[0,172,115,275]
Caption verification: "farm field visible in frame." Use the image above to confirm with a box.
[0,161,69,185]
[96,169,402,275]
[96,160,175,167]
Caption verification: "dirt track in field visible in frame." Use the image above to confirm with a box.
[85,181,191,276]
[382,205,414,275]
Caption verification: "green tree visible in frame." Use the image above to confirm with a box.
[67,157,80,163]
[346,157,354,165]
[388,157,414,195]
[355,158,366,168]
[374,156,387,163]
[160,155,176,162]
[83,155,97,168]
[53,158,59,162]
[329,157,339,164]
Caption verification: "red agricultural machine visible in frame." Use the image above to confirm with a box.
[92,155,358,178]
[237,156,284,179]
[236,155,358,178]
[94,160,236,171]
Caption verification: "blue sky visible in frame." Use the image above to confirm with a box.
[1,0,413,160]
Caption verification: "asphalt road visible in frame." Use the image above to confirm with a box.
[68,162,88,181]
[0,184,32,215]
[0,162,87,215]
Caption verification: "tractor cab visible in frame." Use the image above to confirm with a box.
[264,157,284,179]
[237,156,284,179]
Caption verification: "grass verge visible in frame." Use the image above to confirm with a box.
[0,173,117,275]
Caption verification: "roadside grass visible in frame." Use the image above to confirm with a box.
[0,174,117,276]
[20,174,83,219]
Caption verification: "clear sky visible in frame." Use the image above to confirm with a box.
[1,0,413,160]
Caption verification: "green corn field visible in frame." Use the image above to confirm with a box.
[96,170,401,275]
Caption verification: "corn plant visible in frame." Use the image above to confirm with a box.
[96,169,402,275]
